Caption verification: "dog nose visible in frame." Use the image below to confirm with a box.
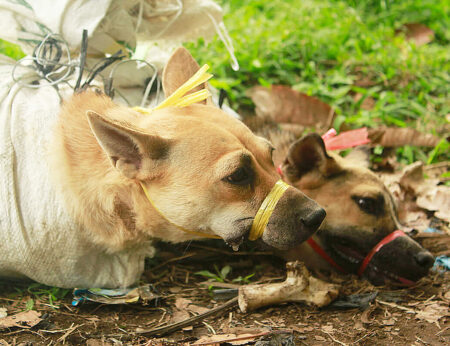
[301,208,326,230]
[414,251,434,269]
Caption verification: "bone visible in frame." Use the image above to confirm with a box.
[238,261,339,313]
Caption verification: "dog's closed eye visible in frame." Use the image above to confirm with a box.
[352,195,385,216]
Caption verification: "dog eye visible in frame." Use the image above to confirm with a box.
[352,196,384,216]
[224,167,253,186]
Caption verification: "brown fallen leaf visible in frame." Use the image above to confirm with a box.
[415,302,449,325]
[247,85,334,132]
[377,162,449,229]
[169,309,190,324]
[397,23,434,46]
[86,339,113,346]
[174,297,192,310]
[0,310,42,329]
[368,127,440,147]
[188,304,210,315]
[193,332,265,345]
[416,186,450,223]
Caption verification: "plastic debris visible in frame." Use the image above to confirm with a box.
[72,284,161,306]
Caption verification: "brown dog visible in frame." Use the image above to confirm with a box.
[247,118,434,285]
[0,48,325,288]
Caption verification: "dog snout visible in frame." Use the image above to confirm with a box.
[260,187,325,250]
[301,208,326,230]
[414,251,434,269]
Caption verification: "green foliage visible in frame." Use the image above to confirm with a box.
[186,0,449,163]
[26,283,70,308]
[196,264,254,284]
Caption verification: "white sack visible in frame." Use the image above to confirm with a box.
[0,0,228,288]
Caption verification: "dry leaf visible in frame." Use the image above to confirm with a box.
[0,308,6,319]
[169,310,190,324]
[415,303,449,324]
[397,23,434,46]
[86,339,113,346]
[377,162,449,229]
[0,310,42,329]
[187,304,210,315]
[416,186,450,222]
[382,318,396,326]
[321,324,334,333]
[193,333,259,345]
[174,297,192,310]
[368,127,440,147]
[247,85,334,131]
[314,335,326,341]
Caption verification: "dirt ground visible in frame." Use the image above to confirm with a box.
[1,240,449,346]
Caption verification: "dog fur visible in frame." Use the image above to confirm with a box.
[246,117,434,285]
[45,49,325,285]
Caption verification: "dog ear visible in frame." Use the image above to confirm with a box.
[87,110,171,180]
[162,47,209,104]
[284,133,341,180]
[344,146,370,168]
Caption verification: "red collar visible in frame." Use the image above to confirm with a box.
[307,230,415,285]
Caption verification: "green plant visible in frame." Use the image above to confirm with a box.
[186,0,449,164]
[195,264,255,284]
[26,283,70,308]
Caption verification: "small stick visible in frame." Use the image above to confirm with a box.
[136,297,238,336]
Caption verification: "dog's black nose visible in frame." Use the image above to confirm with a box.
[414,251,434,269]
[301,208,326,230]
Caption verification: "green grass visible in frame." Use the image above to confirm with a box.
[186,0,449,163]
[0,1,447,163]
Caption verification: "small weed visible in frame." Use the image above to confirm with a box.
[196,264,255,284]
[26,283,70,308]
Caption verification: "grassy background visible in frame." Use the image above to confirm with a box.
[0,0,448,163]
[185,0,449,164]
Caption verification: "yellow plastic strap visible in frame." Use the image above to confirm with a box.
[139,182,221,239]
[132,106,151,115]
[248,180,290,241]
[131,64,212,116]
[154,64,212,110]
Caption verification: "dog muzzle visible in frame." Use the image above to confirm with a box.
[248,180,290,241]
[308,230,415,285]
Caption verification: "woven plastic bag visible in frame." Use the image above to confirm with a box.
[0,0,226,288]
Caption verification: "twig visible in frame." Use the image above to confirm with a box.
[136,297,238,336]
[436,326,449,336]
[352,332,375,344]
[57,323,81,344]
[323,331,348,346]
[376,299,416,314]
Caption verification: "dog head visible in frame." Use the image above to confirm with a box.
[69,48,325,251]
[281,133,434,285]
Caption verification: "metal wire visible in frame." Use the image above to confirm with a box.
[12,33,77,89]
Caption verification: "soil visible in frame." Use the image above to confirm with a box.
[1,241,449,345]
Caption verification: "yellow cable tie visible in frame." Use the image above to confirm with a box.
[248,180,290,241]
[139,182,221,239]
[154,64,212,110]
[132,106,152,115]
[173,89,211,108]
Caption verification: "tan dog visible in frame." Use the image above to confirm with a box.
[1,48,323,288]
[247,118,434,285]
